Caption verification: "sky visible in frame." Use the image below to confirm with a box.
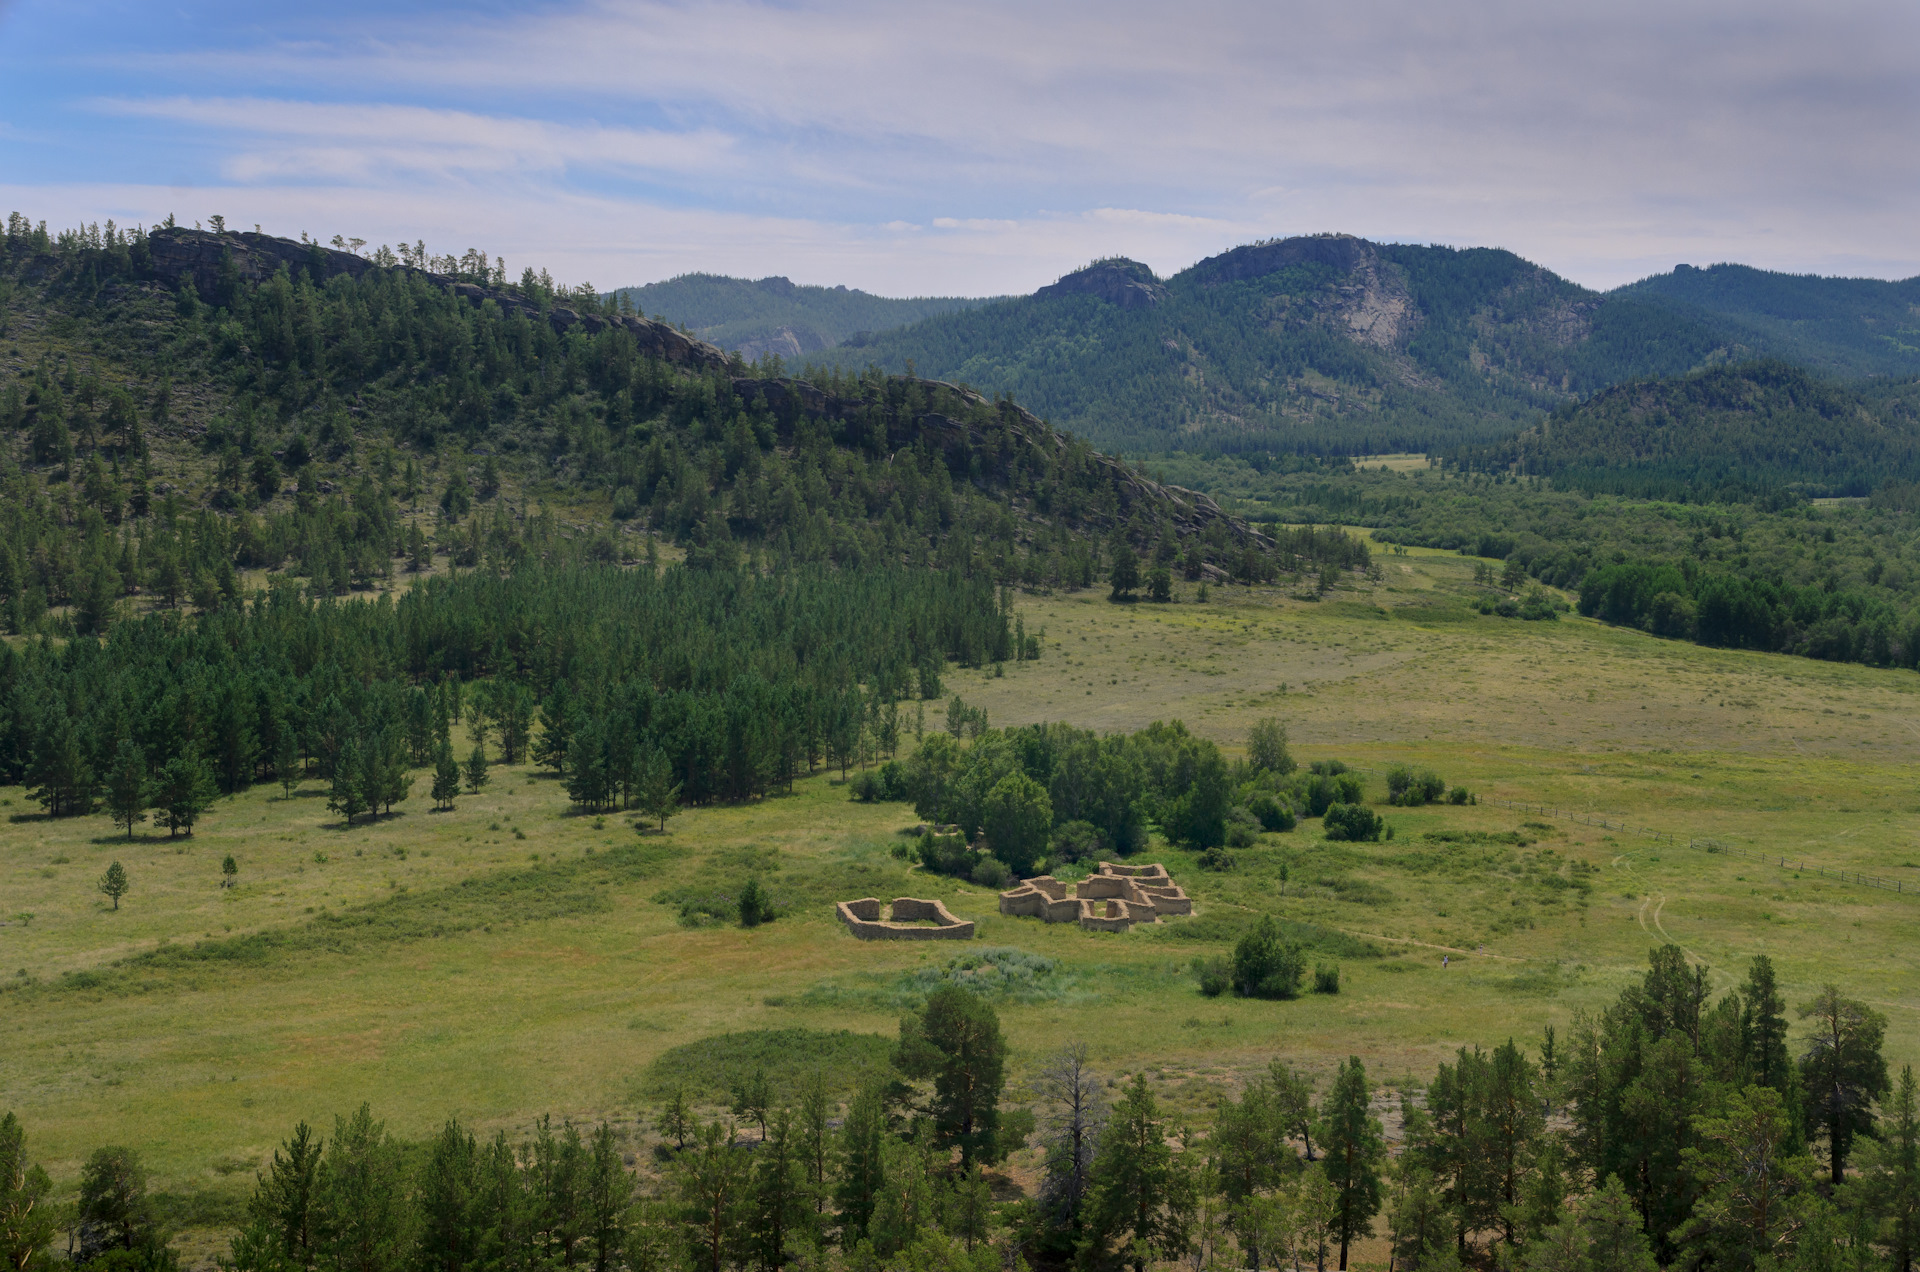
[1,0,1915,297]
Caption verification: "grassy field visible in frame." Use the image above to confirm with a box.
[3,540,1917,1264]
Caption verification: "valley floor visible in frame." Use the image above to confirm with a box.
[2,541,1917,1263]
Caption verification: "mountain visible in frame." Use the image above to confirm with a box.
[809,235,1920,456]
[1448,360,1920,502]
[1614,263,1920,379]
[613,273,996,362]
[811,235,1755,454]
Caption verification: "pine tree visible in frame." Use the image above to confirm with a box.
[1801,986,1892,1186]
[155,751,217,837]
[275,729,302,800]
[431,742,460,810]
[656,1088,694,1152]
[1,1112,58,1272]
[415,1119,480,1272]
[330,738,368,825]
[835,1084,887,1245]
[104,738,148,840]
[464,743,489,795]
[30,713,96,817]
[678,1122,748,1272]
[1319,1056,1386,1271]
[748,1108,808,1272]
[312,1105,408,1272]
[894,985,1007,1166]
[1086,1074,1193,1272]
[638,747,680,832]
[1858,1065,1920,1272]
[98,861,129,910]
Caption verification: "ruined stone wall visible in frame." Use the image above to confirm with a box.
[836,897,975,941]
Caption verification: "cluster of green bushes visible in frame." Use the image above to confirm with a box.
[1193,916,1345,1001]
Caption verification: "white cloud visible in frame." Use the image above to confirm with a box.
[95,97,740,184]
[20,0,1920,290]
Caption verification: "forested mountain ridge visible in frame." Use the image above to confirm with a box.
[811,235,1920,457]
[1617,261,1920,379]
[0,215,1357,639]
[614,272,994,362]
[814,233,1759,454]
[1448,360,1920,502]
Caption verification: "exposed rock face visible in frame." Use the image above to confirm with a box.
[1035,257,1168,309]
[143,227,732,371]
[730,374,1272,550]
[733,324,829,361]
[144,227,377,297]
[1187,233,1418,350]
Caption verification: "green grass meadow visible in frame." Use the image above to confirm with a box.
[3,542,1917,1257]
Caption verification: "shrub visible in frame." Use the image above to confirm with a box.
[1231,915,1305,999]
[1050,820,1106,865]
[738,878,775,927]
[1313,963,1341,994]
[1224,807,1260,849]
[1249,793,1297,833]
[1446,786,1474,805]
[917,831,978,878]
[1193,956,1231,997]
[1198,846,1236,872]
[1309,759,1349,776]
[970,857,1012,889]
[1386,766,1447,806]
[1323,803,1384,842]
[850,761,909,803]
[1299,771,1364,817]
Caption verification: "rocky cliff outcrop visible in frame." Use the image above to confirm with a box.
[143,226,732,371]
[1035,258,1167,309]
[1186,233,1418,350]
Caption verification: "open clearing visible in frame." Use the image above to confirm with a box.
[3,541,1917,1251]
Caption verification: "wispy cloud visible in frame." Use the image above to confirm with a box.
[6,0,1918,291]
[95,97,740,184]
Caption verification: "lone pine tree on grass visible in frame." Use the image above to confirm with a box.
[98,861,129,910]
[464,742,489,794]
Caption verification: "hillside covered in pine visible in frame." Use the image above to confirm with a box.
[804,236,1920,455]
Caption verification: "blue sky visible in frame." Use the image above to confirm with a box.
[1,0,1915,295]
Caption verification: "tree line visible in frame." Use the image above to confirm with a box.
[0,562,1016,831]
[6,947,1908,1272]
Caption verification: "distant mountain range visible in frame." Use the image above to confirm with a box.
[611,273,997,362]
[626,239,1920,456]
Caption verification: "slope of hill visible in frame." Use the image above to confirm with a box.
[1447,361,1920,502]
[1615,263,1920,379]
[813,235,1751,454]
[0,218,1356,637]
[613,272,994,362]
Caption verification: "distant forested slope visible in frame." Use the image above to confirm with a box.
[614,273,993,362]
[1616,263,1920,379]
[1448,361,1920,502]
[812,236,1747,454]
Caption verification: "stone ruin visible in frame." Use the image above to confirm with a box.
[997,862,1192,933]
[836,897,976,941]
